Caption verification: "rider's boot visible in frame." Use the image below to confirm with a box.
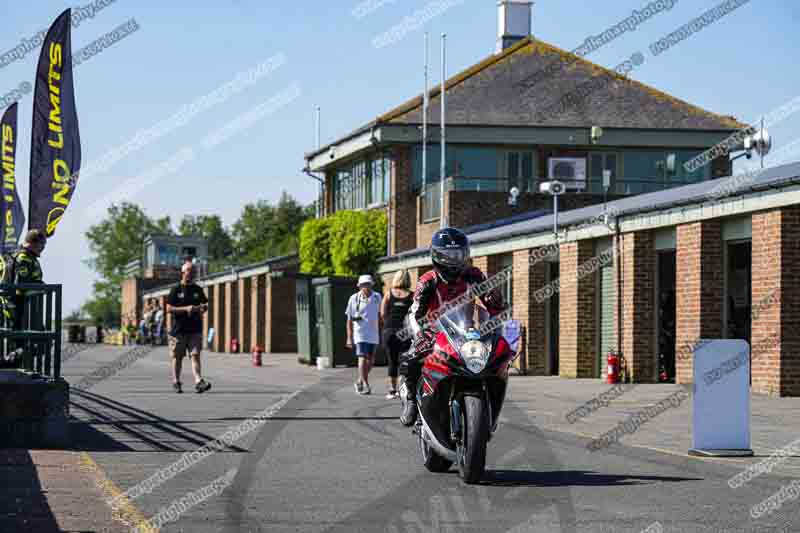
[400,360,421,427]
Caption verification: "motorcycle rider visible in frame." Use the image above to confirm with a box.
[400,227,505,426]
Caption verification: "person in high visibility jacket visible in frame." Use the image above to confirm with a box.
[0,229,46,367]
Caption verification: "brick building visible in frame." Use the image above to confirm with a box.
[378,161,800,397]
[141,255,301,354]
[304,1,742,258]
[121,233,209,324]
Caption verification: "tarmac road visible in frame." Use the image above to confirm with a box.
[53,345,800,532]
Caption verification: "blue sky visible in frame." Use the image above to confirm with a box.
[0,0,797,314]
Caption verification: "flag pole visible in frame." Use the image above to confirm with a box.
[440,33,447,228]
[422,33,428,198]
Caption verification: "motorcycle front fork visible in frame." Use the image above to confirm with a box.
[449,381,493,443]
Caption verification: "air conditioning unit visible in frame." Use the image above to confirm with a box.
[548,157,586,191]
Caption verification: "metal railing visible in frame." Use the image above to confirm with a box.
[0,283,63,380]
[420,176,533,221]
[418,175,710,217]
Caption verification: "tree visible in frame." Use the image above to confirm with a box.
[84,202,173,287]
[299,209,387,276]
[231,191,313,265]
[82,203,173,327]
[179,214,234,272]
[65,309,86,322]
[299,217,332,275]
[81,281,122,327]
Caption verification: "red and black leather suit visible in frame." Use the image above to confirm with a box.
[402,266,505,389]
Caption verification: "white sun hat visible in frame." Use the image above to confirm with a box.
[357,274,374,287]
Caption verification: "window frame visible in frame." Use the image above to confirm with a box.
[504,150,537,192]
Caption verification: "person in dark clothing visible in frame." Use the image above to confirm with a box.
[381,269,414,400]
[0,229,46,367]
[399,228,505,426]
[166,262,210,394]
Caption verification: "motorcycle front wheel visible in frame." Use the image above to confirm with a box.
[458,395,488,484]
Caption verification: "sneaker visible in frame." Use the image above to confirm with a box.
[360,384,371,396]
[195,379,211,394]
[173,382,183,394]
[354,382,364,395]
[385,390,398,400]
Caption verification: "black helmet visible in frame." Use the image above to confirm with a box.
[430,227,470,283]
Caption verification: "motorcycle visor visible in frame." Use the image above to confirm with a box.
[432,247,467,268]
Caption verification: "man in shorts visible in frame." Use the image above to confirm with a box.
[166,261,211,394]
[345,275,383,395]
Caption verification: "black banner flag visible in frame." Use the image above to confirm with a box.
[29,9,81,237]
[0,104,25,252]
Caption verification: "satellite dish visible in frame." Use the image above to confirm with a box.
[752,128,771,157]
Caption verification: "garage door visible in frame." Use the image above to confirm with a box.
[597,239,616,378]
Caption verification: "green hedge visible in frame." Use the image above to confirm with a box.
[300,209,387,277]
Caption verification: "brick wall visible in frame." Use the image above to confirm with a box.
[122,277,169,326]
[202,286,210,342]
[512,249,547,374]
[390,147,417,254]
[224,281,239,353]
[144,265,181,281]
[121,278,139,324]
[417,198,440,251]
[559,240,597,378]
[238,277,252,352]
[212,283,225,352]
[268,275,298,353]
[675,220,723,384]
[620,231,657,382]
[471,256,489,273]
[251,274,267,351]
[752,207,800,396]
[776,208,800,397]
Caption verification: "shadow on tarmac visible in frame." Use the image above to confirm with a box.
[0,450,62,533]
[482,469,700,487]
[220,373,580,533]
[69,389,247,453]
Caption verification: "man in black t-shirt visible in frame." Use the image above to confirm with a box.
[166,262,210,394]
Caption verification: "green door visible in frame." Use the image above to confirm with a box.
[295,276,317,364]
[597,240,616,378]
[314,284,331,360]
[312,277,359,368]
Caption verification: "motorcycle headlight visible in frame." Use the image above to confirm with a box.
[460,341,489,373]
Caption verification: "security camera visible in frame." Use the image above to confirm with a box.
[539,180,566,196]
[666,153,676,174]
[328,146,336,160]
[591,126,603,144]
[508,186,520,206]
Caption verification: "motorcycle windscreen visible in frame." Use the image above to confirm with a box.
[436,304,493,353]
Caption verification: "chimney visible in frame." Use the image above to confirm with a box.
[496,0,532,53]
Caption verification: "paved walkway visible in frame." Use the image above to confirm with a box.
[4,345,800,532]
[0,449,128,533]
[507,376,800,477]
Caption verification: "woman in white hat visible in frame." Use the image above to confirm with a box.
[345,274,383,395]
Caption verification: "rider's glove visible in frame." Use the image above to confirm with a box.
[412,329,436,358]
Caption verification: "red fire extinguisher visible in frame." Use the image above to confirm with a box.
[607,351,620,384]
[230,338,239,353]
[252,345,263,367]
